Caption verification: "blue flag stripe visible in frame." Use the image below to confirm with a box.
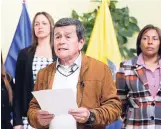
[5,3,32,78]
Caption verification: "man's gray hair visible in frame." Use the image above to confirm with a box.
[54,18,85,41]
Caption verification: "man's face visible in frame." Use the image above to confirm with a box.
[54,25,84,64]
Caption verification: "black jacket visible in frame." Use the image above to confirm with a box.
[13,46,56,126]
[1,75,14,129]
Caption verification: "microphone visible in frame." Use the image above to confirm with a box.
[81,81,84,87]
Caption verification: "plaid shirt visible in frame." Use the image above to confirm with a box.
[116,56,161,129]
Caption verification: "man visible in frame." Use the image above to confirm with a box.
[27,18,121,129]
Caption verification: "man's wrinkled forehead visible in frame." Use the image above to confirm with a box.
[54,25,76,35]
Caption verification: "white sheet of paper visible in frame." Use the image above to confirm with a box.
[49,115,77,129]
[32,88,78,116]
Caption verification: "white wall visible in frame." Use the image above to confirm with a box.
[117,0,161,49]
[1,0,161,60]
[1,0,98,60]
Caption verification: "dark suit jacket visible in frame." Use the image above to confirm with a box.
[13,46,56,126]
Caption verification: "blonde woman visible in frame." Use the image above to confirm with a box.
[13,12,57,129]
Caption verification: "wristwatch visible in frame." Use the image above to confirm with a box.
[86,111,96,125]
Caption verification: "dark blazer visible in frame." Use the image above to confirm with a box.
[1,75,14,129]
[13,46,56,126]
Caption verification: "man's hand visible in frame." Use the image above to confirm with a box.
[68,107,90,123]
[36,110,54,127]
[13,125,24,129]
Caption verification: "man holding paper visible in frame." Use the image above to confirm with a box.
[28,18,121,129]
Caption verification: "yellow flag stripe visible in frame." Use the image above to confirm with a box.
[86,0,122,68]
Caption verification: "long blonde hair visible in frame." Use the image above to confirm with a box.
[1,54,13,105]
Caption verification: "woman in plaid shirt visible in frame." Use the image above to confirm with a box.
[116,24,161,129]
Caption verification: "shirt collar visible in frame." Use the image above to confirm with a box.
[137,53,161,68]
[56,52,82,68]
[137,53,145,66]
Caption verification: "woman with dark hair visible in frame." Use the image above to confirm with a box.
[116,24,161,129]
[13,12,56,129]
[1,54,14,129]
[136,25,161,57]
